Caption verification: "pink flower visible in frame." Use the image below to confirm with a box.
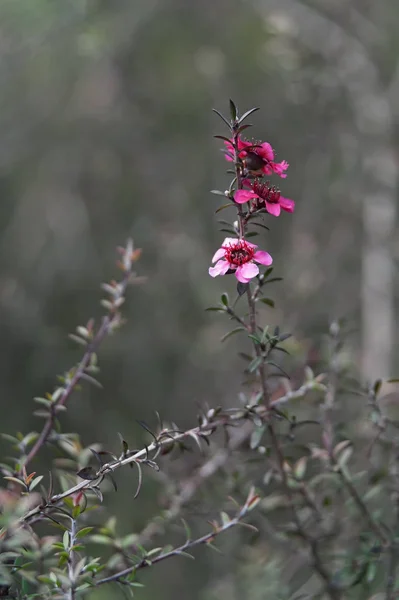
[209,237,273,283]
[224,137,289,178]
[234,180,295,217]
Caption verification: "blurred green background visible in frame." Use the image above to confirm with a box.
[0,0,398,598]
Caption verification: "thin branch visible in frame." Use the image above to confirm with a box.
[333,460,388,545]
[22,408,256,524]
[21,241,138,471]
[21,381,320,526]
[94,497,256,587]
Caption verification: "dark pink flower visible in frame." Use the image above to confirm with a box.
[224,137,289,178]
[209,237,273,283]
[234,180,295,217]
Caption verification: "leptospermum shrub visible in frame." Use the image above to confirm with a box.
[1,102,398,600]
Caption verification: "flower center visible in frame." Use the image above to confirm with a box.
[252,180,281,204]
[223,240,255,266]
[244,152,266,172]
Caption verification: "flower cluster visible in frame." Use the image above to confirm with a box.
[224,138,289,178]
[209,115,295,283]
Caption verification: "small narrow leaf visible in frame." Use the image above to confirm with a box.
[221,293,229,307]
[238,107,260,124]
[215,203,234,214]
[212,108,231,129]
[229,99,237,121]
[220,327,246,343]
[248,356,263,373]
[259,298,275,308]
[237,281,249,296]
[63,530,69,551]
[77,467,98,480]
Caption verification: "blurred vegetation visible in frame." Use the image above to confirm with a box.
[0,0,399,598]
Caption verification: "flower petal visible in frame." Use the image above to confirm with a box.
[209,260,230,278]
[236,262,259,282]
[280,196,295,213]
[254,250,273,266]
[211,247,226,263]
[234,189,258,204]
[271,160,289,178]
[265,201,281,217]
[224,140,235,162]
[258,142,274,161]
[241,178,253,188]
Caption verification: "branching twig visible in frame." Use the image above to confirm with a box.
[22,382,320,525]
[21,241,139,471]
[94,490,258,587]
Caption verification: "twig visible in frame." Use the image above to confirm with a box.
[333,460,388,545]
[21,241,138,471]
[94,494,257,587]
[22,409,255,524]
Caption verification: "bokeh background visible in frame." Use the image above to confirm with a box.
[0,0,398,598]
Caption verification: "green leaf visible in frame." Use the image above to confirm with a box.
[337,446,353,468]
[220,327,246,343]
[266,361,290,379]
[373,379,382,396]
[33,396,51,406]
[210,189,226,196]
[250,425,265,449]
[68,334,87,346]
[29,475,43,491]
[248,356,263,373]
[294,457,307,480]
[237,281,249,296]
[3,477,27,489]
[366,561,377,583]
[63,530,69,551]
[238,107,259,124]
[77,466,98,480]
[213,134,232,143]
[212,108,231,129]
[1,434,20,444]
[259,298,275,308]
[229,99,237,121]
[215,203,235,214]
[76,527,94,539]
[89,534,113,545]
[236,123,253,134]
[181,518,191,541]
[220,511,231,526]
[278,332,292,342]
[251,222,270,231]
[221,293,229,307]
